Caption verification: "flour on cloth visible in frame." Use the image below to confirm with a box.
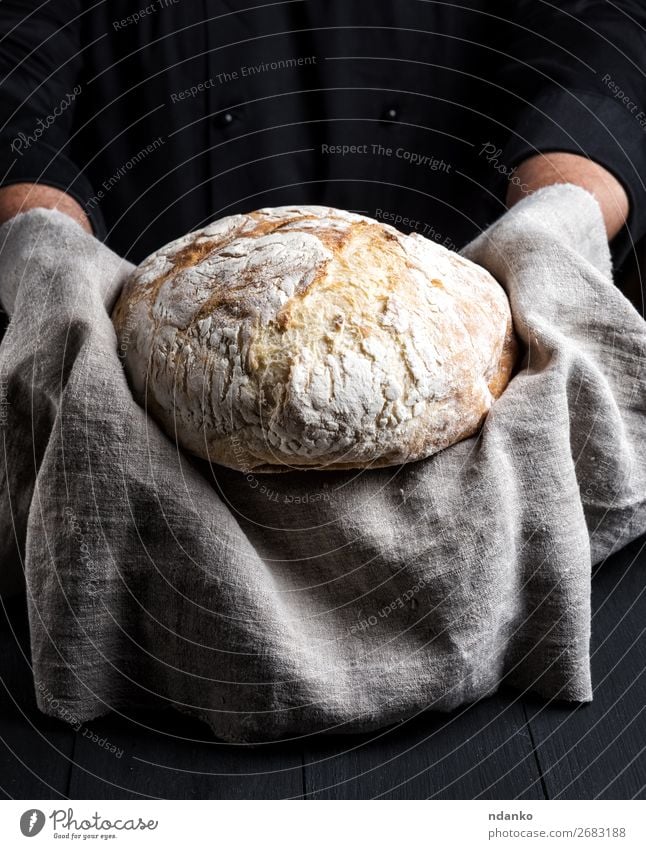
[0,185,645,742]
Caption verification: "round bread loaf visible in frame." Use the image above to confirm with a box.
[112,205,517,472]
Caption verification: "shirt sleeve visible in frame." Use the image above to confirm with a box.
[0,0,106,239]
[494,1,646,266]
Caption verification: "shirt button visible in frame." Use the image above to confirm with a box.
[213,111,235,128]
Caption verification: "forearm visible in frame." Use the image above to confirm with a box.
[493,2,646,256]
[0,183,91,233]
[507,152,629,240]
[0,3,102,238]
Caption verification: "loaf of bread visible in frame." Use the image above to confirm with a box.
[112,206,517,472]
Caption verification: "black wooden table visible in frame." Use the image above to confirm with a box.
[1,533,645,800]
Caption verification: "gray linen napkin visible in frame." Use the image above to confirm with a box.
[0,184,644,742]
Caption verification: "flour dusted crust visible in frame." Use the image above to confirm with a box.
[112,206,517,472]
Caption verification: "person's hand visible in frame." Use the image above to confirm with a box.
[0,206,123,318]
[506,152,629,241]
[0,182,92,233]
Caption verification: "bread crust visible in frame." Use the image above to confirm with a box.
[112,206,517,472]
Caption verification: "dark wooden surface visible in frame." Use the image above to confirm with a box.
[1,533,644,800]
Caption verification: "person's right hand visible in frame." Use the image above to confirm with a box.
[0,183,92,233]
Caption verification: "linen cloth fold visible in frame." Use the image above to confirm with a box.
[0,185,645,742]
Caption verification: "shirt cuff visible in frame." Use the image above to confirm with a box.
[502,87,646,268]
[0,136,106,240]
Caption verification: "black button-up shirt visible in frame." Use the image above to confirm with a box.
[2,1,646,267]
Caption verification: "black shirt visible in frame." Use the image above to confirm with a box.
[1,0,646,267]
